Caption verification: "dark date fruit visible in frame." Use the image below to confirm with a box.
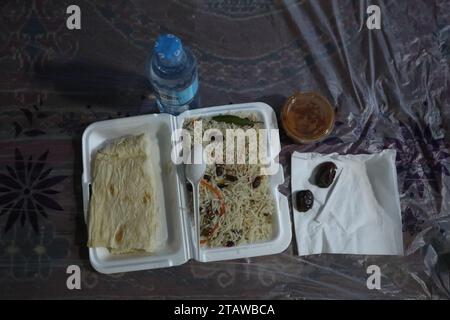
[252,176,262,188]
[315,162,337,188]
[217,182,227,189]
[225,174,238,182]
[205,204,214,217]
[295,190,314,212]
[225,241,235,247]
[216,166,224,176]
[201,227,211,237]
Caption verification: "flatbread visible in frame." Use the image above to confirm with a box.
[88,133,164,253]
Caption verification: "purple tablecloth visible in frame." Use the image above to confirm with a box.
[0,0,449,299]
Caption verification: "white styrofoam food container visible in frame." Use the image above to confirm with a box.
[81,102,291,274]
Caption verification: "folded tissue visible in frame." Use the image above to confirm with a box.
[292,150,404,256]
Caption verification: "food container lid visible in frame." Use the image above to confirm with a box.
[81,102,292,273]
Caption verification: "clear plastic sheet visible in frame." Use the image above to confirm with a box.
[0,0,449,299]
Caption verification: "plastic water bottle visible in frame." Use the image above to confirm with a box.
[149,34,200,115]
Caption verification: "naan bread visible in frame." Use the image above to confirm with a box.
[88,133,164,253]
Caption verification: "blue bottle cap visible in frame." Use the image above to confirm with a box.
[154,34,185,67]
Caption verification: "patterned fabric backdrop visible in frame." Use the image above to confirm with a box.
[0,0,449,299]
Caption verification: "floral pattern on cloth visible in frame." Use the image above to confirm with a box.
[0,149,66,234]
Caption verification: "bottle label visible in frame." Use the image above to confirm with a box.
[157,76,198,107]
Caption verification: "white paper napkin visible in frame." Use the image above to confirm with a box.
[292,150,404,256]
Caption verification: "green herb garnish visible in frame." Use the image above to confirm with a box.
[212,115,261,126]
